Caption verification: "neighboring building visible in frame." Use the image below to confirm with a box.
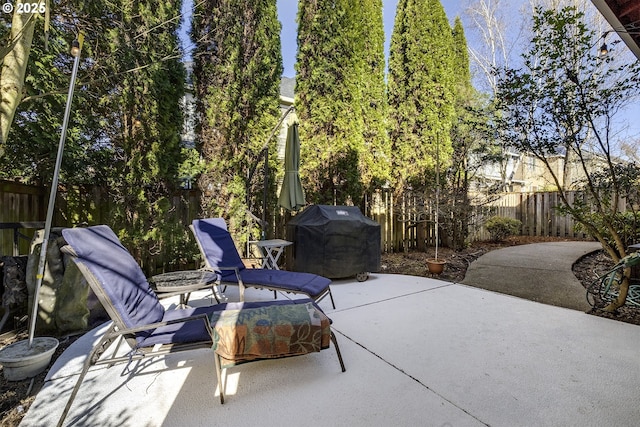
[280,76,295,100]
[276,77,295,164]
[475,149,611,193]
[472,150,524,192]
[275,77,296,196]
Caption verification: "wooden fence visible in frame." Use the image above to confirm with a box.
[0,181,46,255]
[0,180,201,270]
[473,191,592,239]
[1,180,600,263]
[363,189,594,253]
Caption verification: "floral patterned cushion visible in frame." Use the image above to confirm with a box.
[209,302,331,367]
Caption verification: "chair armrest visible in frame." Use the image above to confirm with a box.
[201,266,246,301]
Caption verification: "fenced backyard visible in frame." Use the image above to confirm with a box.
[363,189,592,253]
[0,180,201,272]
[1,180,595,268]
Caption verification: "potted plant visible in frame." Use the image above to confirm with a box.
[426,129,446,275]
[426,257,446,275]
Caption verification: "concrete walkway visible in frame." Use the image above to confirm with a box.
[19,270,640,427]
[462,241,602,311]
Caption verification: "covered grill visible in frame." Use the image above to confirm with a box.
[286,205,380,281]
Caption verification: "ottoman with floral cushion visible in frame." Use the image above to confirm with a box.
[209,299,341,402]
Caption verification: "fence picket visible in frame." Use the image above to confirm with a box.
[0,180,612,260]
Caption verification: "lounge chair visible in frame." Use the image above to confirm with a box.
[191,218,336,308]
[56,225,345,426]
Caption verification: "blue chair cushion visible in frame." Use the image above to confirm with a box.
[234,269,331,299]
[62,226,165,341]
[192,218,245,278]
[192,218,331,298]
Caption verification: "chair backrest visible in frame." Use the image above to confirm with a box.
[61,226,165,340]
[191,218,246,277]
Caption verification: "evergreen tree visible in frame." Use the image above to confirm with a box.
[296,0,361,205]
[1,1,117,183]
[359,0,390,191]
[387,0,456,193]
[297,0,386,205]
[441,16,477,249]
[451,17,472,97]
[192,0,282,236]
[1,1,196,272]
[99,0,186,271]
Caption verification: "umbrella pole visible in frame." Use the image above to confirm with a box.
[28,37,82,347]
[246,105,295,239]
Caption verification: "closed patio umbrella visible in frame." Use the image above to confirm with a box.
[278,114,306,211]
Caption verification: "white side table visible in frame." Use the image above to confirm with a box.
[253,239,293,270]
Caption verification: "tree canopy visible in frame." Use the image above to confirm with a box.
[192,0,282,232]
[0,0,190,273]
[495,5,640,310]
[296,0,387,205]
[387,0,456,193]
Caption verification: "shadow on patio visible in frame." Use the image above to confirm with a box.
[21,274,640,427]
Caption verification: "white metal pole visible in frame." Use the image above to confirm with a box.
[28,38,82,347]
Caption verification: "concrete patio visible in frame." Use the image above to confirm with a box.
[19,272,640,427]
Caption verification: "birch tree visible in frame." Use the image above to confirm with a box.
[0,12,37,152]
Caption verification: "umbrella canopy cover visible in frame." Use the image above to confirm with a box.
[278,115,306,211]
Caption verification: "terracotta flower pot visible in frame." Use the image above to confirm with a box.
[426,258,446,275]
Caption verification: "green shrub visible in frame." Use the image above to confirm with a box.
[485,216,522,242]
[575,210,640,253]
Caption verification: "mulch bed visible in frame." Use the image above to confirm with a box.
[0,332,80,427]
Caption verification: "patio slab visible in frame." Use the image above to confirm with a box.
[19,274,640,427]
[330,279,640,427]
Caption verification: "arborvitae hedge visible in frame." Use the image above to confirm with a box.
[296,0,387,205]
[192,0,282,234]
[387,0,456,193]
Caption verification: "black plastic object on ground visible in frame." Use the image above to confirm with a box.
[286,205,380,280]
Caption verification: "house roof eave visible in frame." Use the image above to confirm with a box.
[591,0,640,61]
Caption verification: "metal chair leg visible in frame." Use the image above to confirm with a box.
[214,353,225,404]
[56,330,114,427]
[328,289,336,309]
[331,331,346,372]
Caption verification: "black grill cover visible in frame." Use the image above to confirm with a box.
[286,205,381,278]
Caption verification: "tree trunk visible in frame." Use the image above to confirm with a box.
[0,13,36,150]
[603,268,631,312]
